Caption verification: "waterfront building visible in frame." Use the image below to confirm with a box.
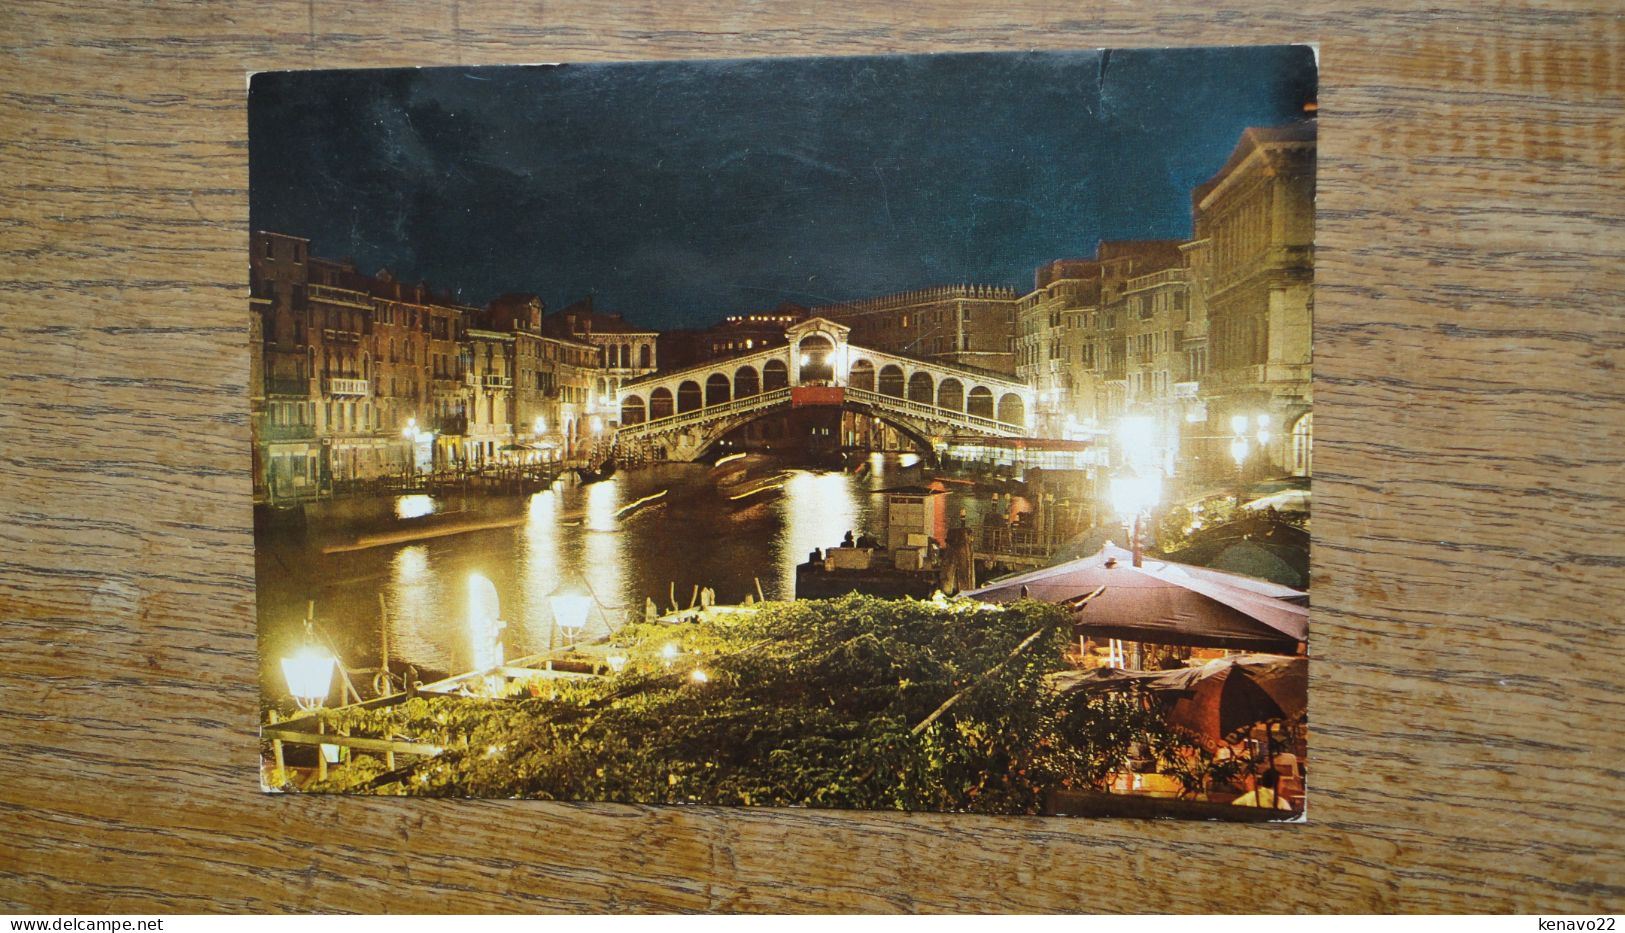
[422,298,472,471]
[812,284,1021,376]
[544,297,659,410]
[1017,258,1101,438]
[307,257,386,483]
[1192,122,1316,478]
[251,232,323,501]
[1015,241,1195,475]
[709,305,809,358]
[653,305,810,372]
[465,327,516,467]
[485,294,603,461]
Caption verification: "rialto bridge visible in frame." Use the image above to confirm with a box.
[612,317,1033,462]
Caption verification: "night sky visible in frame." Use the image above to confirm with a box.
[249,47,1315,329]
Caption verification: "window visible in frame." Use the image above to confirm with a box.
[1291,413,1313,476]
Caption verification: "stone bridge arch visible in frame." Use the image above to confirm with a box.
[640,399,943,465]
[907,371,934,404]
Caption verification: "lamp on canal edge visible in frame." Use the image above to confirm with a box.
[281,641,336,711]
[1229,412,1272,507]
[549,589,592,648]
[282,609,337,712]
[1108,470,1163,568]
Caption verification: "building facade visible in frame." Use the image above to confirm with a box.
[545,297,659,411]
[813,285,1020,376]
[1192,123,1315,478]
[252,232,323,501]
[485,294,604,462]
[249,232,631,500]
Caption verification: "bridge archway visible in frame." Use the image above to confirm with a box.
[797,335,836,383]
[878,364,905,398]
[698,402,939,465]
[762,358,789,391]
[967,385,994,418]
[734,365,759,398]
[677,380,702,413]
[938,377,964,411]
[706,373,731,406]
[997,392,1025,428]
[849,358,875,391]
[621,395,646,425]
[907,371,934,404]
[650,387,674,420]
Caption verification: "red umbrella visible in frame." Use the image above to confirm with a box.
[1156,655,1307,744]
[967,544,1308,652]
[1050,654,1308,748]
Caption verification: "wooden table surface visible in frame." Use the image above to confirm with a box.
[2,0,1621,914]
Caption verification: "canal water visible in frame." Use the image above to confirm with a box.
[256,454,1004,700]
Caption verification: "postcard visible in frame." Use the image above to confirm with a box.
[250,46,1315,818]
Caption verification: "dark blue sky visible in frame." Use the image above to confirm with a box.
[249,47,1315,329]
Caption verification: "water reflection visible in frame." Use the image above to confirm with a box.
[389,544,450,670]
[395,494,436,519]
[260,456,983,697]
[468,572,505,670]
[517,489,562,656]
[775,471,864,596]
[581,481,626,640]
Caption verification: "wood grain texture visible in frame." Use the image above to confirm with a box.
[2,0,1622,914]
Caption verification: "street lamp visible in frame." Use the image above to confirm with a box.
[1228,412,1273,507]
[281,637,336,711]
[1108,470,1162,568]
[1117,415,1157,471]
[549,590,592,647]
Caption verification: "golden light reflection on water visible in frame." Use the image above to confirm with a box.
[581,481,627,640]
[389,544,454,669]
[517,489,563,654]
[271,460,936,694]
[395,494,436,519]
[467,572,505,671]
[774,471,864,596]
[585,480,619,531]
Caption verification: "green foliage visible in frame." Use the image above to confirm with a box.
[309,595,1175,813]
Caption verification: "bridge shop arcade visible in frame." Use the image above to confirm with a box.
[613,317,1035,465]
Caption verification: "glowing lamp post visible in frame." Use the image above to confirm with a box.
[550,592,592,647]
[1108,470,1163,567]
[281,642,336,711]
[1229,412,1273,506]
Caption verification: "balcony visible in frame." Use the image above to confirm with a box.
[258,422,315,442]
[482,374,513,389]
[324,377,369,396]
[307,284,372,309]
[1124,267,1186,292]
[266,376,310,397]
[322,328,365,345]
[431,414,468,435]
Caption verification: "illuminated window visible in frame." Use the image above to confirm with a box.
[1291,413,1313,476]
